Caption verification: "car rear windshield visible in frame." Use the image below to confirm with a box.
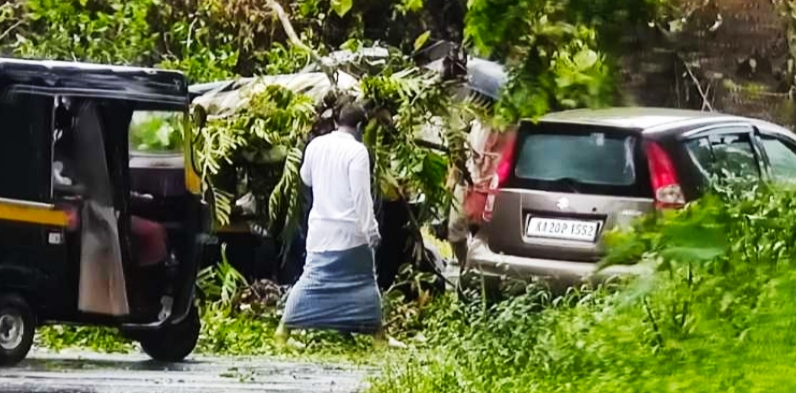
[509,128,652,198]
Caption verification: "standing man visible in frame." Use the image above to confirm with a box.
[447,119,516,275]
[276,103,389,346]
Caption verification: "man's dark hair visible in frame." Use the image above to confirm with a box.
[337,103,367,128]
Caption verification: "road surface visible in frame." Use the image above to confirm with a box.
[0,351,375,393]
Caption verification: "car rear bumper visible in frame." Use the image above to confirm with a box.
[466,237,646,286]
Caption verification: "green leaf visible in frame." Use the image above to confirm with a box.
[662,222,727,251]
[660,246,725,263]
[331,0,353,17]
[573,48,599,70]
[414,31,431,51]
[402,0,424,12]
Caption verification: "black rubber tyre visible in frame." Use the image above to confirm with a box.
[0,295,35,367]
[139,306,200,362]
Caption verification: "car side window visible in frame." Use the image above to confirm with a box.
[685,137,713,178]
[685,132,759,180]
[760,135,796,183]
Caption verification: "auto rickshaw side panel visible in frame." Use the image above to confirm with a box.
[0,89,77,317]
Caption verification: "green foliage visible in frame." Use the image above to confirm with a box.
[331,0,353,18]
[192,84,316,229]
[465,0,665,123]
[191,52,478,252]
[368,183,796,392]
[197,244,249,307]
[3,0,276,86]
[0,0,438,82]
[6,0,158,64]
[360,67,466,223]
[257,42,313,75]
[128,111,184,151]
[151,1,311,81]
[36,325,134,354]
[396,0,425,15]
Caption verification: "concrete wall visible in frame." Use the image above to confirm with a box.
[620,0,796,128]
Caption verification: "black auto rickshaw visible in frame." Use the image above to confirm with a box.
[0,58,210,366]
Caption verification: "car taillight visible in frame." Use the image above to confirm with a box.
[645,141,685,209]
[495,133,517,187]
[484,133,517,222]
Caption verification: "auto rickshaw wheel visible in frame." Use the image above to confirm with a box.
[0,295,35,367]
[139,306,200,362]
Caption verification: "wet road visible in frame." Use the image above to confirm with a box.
[0,351,374,393]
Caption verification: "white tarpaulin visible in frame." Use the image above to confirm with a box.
[190,67,453,151]
[192,71,359,118]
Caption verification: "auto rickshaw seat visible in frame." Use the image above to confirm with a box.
[130,216,169,268]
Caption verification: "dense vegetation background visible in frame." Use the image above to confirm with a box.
[0,0,671,119]
[2,0,794,124]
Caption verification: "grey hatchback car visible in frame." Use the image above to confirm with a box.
[468,107,796,287]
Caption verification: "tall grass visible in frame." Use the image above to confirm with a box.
[369,183,796,392]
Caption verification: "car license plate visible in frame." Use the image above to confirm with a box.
[526,217,600,242]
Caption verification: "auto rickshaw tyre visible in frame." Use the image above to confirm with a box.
[0,295,35,367]
[139,306,200,362]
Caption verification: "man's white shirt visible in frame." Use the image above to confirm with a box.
[300,130,380,253]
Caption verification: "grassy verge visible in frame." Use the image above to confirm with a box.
[368,184,796,392]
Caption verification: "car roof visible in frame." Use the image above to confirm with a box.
[539,107,745,132]
[0,57,188,107]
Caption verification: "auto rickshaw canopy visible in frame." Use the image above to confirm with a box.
[0,57,188,110]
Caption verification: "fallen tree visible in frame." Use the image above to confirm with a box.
[188,43,480,291]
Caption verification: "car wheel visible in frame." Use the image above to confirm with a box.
[0,295,35,367]
[139,306,200,362]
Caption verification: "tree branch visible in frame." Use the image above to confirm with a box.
[0,20,23,43]
[265,0,337,86]
[680,56,714,112]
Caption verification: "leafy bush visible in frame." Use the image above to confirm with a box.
[465,0,667,124]
[0,0,466,82]
[192,83,316,229]
[129,110,184,151]
[368,183,796,392]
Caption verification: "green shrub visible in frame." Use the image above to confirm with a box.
[369,183,796,392]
